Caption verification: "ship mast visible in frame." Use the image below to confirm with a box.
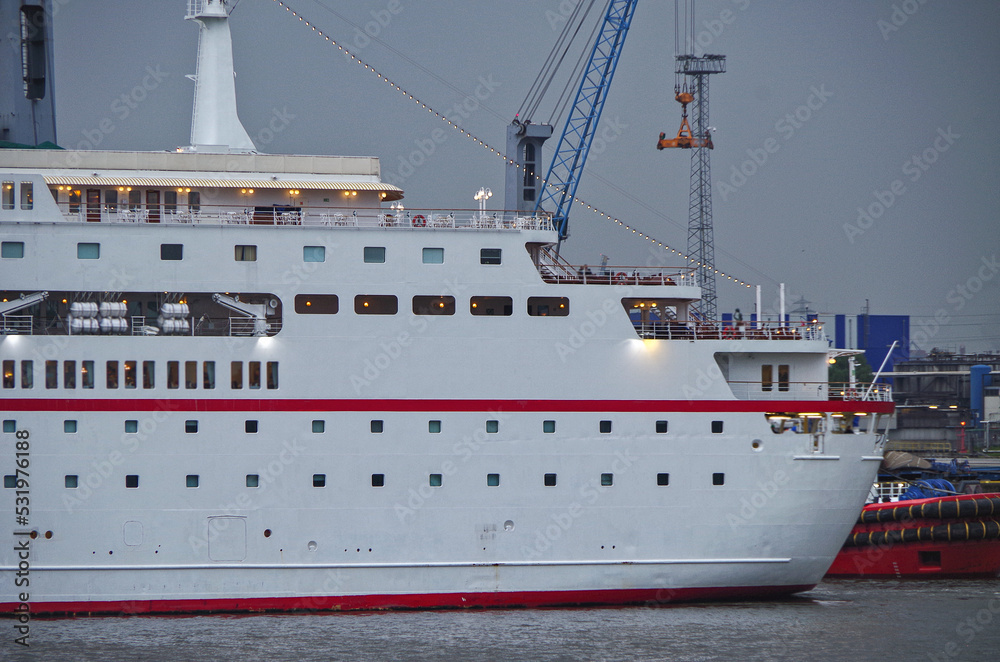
[183,0,255,153]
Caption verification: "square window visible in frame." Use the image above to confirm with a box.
[186,475,199,488]
[245,420,258,433]
[1,241,24,258]
[125,475,139,488]
[65,475,79,488]
[599,420,612,434]
[313,474,326,488]
[364,246,386,263]
[429,474,442,487]
[543,420,556,434]
[246,474,260,488]
[486,420,499,434]
[77,242,100,259]
[487,473,500,487]
[234,245,257,261]
[3,476,15,488]
[713,472,725,486]
[601,473,614,487]
[657,473,670,486]
[711,420,724,434]
[303,246,326,262]
[3,420,16,433]
[656,420,668,434]
[371,419,383,433]
[544,473,557,487]
[480,248,501,265]
[428,420,441,433]
[185,420,198,433]
[64,419,77,433]
[125,420,138,433]
[422,247,444,264]
[312,420,325,433]
[371,473,385,487]
[160,243,183,260]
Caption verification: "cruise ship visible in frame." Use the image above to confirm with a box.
[0,1,893,615]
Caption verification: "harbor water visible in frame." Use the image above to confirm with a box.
[5,579,999,661]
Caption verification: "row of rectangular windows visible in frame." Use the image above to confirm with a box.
[3,418,723,436]
[297,294,568,317]
[1,360,277,390]
[4,471,727,490]
[0,242,503,266]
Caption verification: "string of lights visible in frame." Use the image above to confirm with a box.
[272,0,752,289]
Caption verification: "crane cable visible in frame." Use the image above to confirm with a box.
[518,0,600,122]
[271,0,754,289]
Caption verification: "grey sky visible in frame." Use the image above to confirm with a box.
[51,0,999,352]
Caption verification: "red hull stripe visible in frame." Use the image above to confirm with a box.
[0,397,893,414]
[0,584,815,616]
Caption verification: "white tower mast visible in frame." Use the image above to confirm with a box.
[184,0,255,153]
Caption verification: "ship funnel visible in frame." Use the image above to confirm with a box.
[183,0,256,153]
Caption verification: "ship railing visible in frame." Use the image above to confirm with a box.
[543,266,698,286]
[1,315,33,335]
[633,320,828,341]
[726,381,893,402]
[229,317,282,337]
[56,203,556,232]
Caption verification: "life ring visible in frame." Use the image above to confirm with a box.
[412,214,427,227]
[615,271,629,283]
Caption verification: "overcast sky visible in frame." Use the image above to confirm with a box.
[51,0,999,353]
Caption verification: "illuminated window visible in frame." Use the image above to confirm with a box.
[470,296,512,316]
[81,360,94,389]
[2,360,13,388]
[527,297,569,317]
[20,182,32,210]
[412,295,455,316]
[1,182,13,209]
[295,294,338,314]
[124,361,136,389]
[355,295,397,315]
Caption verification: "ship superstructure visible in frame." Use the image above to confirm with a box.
[0,2,893,614]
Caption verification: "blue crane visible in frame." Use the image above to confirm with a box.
[533,0,638,246]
